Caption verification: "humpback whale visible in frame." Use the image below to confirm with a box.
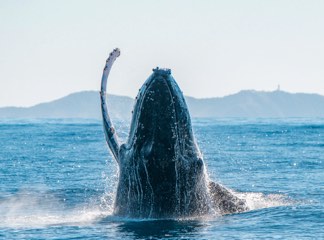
[100,48,248,218]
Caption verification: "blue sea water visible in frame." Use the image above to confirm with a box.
[0,118,323,239]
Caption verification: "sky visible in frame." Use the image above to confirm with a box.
[0,0,324,107]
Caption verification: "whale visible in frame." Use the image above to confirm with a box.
[100,48,248,218]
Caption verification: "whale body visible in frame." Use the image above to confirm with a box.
[100,49,248,218]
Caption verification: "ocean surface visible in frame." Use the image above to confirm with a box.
[0,118,323,239]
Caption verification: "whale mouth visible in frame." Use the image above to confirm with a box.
[130,68,180,162]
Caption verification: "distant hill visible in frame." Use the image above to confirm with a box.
[186,90,324,118]
[1,90,324,119]
[0,91,133,120]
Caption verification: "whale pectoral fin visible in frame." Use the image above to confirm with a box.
[208,181,249,215]
[100,48,121,163]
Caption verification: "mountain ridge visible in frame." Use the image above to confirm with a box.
[1,90,324,119]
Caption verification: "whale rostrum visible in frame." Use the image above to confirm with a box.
[100,48,248,218]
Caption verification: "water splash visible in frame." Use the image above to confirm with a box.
[0,188,294,229]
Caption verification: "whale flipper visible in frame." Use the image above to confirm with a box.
[100,48,121,163]
[209,182,249,214]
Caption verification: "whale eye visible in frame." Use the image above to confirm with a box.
[197,158,204,169]
[140,140,153,160]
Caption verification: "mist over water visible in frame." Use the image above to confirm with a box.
[0,118,323,239]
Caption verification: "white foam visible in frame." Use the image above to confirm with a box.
[0,191,111,228]
[236,192,292,211]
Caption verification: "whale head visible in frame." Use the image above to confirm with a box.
[128,68,200,164]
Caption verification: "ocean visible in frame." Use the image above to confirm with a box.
[0,118,323,239]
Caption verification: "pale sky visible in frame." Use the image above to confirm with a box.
[0,0,324,107]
